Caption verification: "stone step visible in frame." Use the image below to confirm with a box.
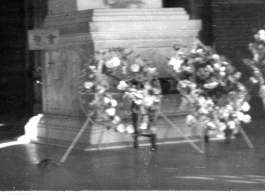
[47,14,189,24]
[28,111,197,150]
[45,19,201,35]
[60,30,199,42]
[60,37,196,49]
[45,8,187,19]
[44,8,189,25]
[89,20,201,32]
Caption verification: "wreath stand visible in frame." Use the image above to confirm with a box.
[59,114,94,164]
[59,96,255,165]
[59,100,206,164]
[181,94,254,152]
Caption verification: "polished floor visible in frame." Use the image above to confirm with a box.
[1,116,265,191]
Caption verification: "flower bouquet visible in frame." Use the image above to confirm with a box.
[168,41,251,142]
[78,48,161,136]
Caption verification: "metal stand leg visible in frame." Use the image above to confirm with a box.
[150,134,157,151]
[158,111,204,154]
[238,125,254,149]
[59,116,92,164]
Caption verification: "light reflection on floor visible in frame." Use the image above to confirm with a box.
[175,175,265,184]
[0,135,29,149]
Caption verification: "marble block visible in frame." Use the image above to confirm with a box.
[48,0,163,14]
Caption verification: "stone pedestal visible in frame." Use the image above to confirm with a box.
[25,1,202,150]
[48,0,163,14]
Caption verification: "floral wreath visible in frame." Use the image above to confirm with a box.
[168,41,251,139]
[78,48,161,134]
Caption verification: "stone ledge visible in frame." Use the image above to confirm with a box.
[59,30,199,42]
[45,8,187,19]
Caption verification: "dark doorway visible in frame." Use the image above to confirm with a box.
[163,0,190,15]
[163,0,214,46]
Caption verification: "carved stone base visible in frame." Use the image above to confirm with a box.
[25,94,201,150]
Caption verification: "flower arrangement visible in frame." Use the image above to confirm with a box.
[244,29,265,108]
[78,48,161,134]
[168,41,251,141]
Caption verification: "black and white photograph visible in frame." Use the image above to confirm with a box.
[1,0,265,193]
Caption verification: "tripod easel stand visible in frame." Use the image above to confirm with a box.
[59,98,254,164]
[158,110,204,153]
[59,115,93,164]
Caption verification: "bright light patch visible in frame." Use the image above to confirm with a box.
[227,180,259,184]
[176,176,215,180]
[0,137,29,149]
[24,114,43,139]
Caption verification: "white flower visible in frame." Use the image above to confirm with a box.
[226,104,233,111]
[116,124,125,133]
[220,67,226,72]
[198,107,208,114]
[234,72,242,79]
[228,120,236,129]
[219,122,227,131]
[241,102,250,112]
[204,82,218,89]
[197,96,206,105]
[139,122,148,130]
[250,77,258,84]
[134,91,144,99]
[130,64,140,72]
[183,66,192,72]
[106,60,114,68]
[212,54,220,61]
[219,71,226,77]
[153,88,161,95]
[111,99,117,107]
[126,125,135,134]
[133,99,142,105]
[106,108,116,116]
[243,115,251,123]
[112,116,121,124]
[207,122,217,129]
[104,97,111,104]
[237,112,245,121]
[148,67,157,74]
[258,29,265,41]
[196,49,203,53]
[168,57,183,72]
[213,63,221,70]
[111,56,121,67]
[143,96,154,107]
[153,96,161,103]
[84,81,94,89]
[117,80,128,91]
[189,83,197,90]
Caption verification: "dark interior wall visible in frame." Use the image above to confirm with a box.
[212,1,265,77]
[0,0,31,117]
[163,0,214,46]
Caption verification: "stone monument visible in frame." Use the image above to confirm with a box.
[25,0,201,150]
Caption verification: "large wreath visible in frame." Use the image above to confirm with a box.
[168,41,251,141]
[78,48,161,135]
